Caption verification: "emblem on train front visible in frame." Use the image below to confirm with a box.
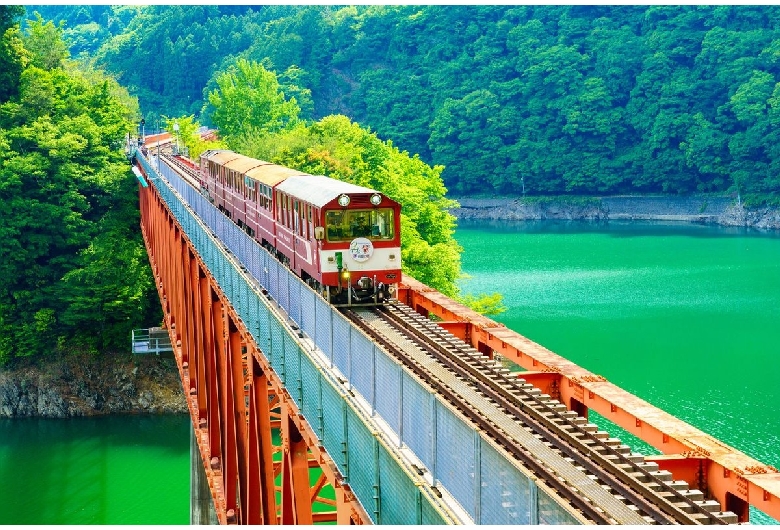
[349,237,373,262]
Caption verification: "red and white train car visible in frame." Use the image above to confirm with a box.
[200,150,402,305]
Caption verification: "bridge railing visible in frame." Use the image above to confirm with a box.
[138,151,581,525]
[131,327,173,355]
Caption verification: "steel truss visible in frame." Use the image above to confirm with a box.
[139,177,369,524]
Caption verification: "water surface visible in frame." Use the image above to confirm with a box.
[0,414,190,524]
[456,220,780,523]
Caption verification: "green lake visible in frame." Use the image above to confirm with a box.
[0,414,190,524]
[456,219,780,524]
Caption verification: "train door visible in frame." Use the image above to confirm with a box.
[293,200,314,276]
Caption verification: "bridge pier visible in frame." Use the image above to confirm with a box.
[190,427,218,525]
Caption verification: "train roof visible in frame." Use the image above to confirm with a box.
[246,164,309,187]
[202,150,242,165]
[202,149,309,186]
[277,175,380,208]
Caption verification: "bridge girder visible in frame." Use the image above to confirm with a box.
[138,173,369,524]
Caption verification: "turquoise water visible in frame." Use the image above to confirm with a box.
[0,414,190,524]
[456,219,780,523]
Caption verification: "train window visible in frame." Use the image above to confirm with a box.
[307,206,313,240]
[293,201,300,234]
[324,209,395,241]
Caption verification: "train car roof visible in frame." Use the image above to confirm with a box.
[203,150,242,165]
[246,164,310,187]
[224,156,271,173]
[277,175,379,208]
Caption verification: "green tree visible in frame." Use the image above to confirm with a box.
[23,13,69,70]
[0,18,155,365]
[207,58,301,143]
[0,5,25,102]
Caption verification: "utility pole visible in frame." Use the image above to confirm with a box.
[173,120,180,155]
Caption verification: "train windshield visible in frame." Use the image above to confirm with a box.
[325,209,395,241]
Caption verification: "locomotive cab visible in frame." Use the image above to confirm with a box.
[276,176,402,306]
[319,200,399,304]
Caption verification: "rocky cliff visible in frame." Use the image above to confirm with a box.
[450,195,780,230]
[0,353,186,418]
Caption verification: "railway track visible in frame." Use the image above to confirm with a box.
[342,303,739,525]
[152,149,741,524]
[160,153,203,190]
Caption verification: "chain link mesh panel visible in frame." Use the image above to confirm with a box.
[331,312,351,378]
[479,439,532,524]
[299,352,323,440]
[378,446,419,525]
[238,282,252,331]
[346,407,377,519]
[349,331,374,406]
[300,287,317,340]
[401,373,434,471]
[321,380,347,475]
[284,332,302,404]
[374,348,401,436]
[269,317,286,379]
[256,300,271,354]
[247,242,261,289]
[266,258,279,303]
[421,494,448,525]
[435,404,476,519]
[277,264,289,313]
[315,297,333,362]
[288,279,301,326]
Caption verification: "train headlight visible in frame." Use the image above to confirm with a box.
[338,194,350,207]
[370,193,382,206]
[341,269,351,282]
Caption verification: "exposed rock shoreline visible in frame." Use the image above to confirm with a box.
[0,353,186,418]
[450,195,780,231]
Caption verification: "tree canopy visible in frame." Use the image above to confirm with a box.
[47,4,780,204]
[0,7,156,365]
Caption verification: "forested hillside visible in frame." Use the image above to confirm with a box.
[29,5,780,204]
[0,7,158,365]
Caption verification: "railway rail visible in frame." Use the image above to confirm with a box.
[342,303,740,525]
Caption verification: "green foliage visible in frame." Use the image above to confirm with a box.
[0,6,26,103]
[163,114,224,160]
[35,5,780,201]
[207,58,301,143]
[23,13,69,70]
[0,16,157,365]
[457,292,507,316]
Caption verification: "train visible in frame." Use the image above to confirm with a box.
[188,149,402,306]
